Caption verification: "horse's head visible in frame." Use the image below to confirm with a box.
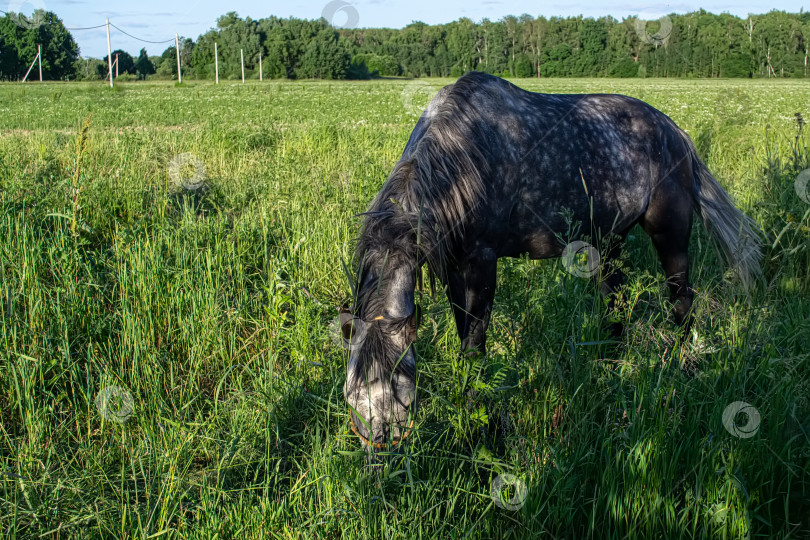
[343,258,420,449]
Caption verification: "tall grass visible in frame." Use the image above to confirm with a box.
[0,78,808,539]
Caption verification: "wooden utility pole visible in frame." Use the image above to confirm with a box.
[106,18,113,88]
[175,33,182,84]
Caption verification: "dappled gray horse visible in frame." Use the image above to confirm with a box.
[342,71,761,448]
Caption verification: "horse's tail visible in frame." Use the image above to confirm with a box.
[680,130,763,289]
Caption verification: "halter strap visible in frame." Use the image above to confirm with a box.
[349,413,415,450]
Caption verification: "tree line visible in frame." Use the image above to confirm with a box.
[1,8,809,81]
[0,11,78,80]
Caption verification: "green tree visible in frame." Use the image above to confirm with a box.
[754,11,806,77]
[191,30,217,79]
[609,56,639,77]
[156,46,176,78]
[9,8,809,82]
[0,17,21,80]
[156,38,192,79]
[1,10,77,80]
[513,53,533,77]
[135,48,155,79]
[33,10,78,79]
[216,13,263,79]
[297,28,350,79]
[111,49,135,75]
[446,18,477,74]
[352,52,398,77]
[577,18,609,75]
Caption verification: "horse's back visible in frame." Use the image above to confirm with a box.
[414,71,677,171]
[399,72,693,259]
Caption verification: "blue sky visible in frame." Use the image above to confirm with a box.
[6,0,808,58]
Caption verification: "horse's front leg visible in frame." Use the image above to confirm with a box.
[445,248,498,355]
[596,241,628,338]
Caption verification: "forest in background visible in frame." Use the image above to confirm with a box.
[1,8,809,81]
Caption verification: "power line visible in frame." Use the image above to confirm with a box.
[0,8,102,30]
[1,10,172,43]
[2,10,181,83]
[66,24,107,31]
[109,23,174,44]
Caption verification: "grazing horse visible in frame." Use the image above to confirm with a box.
[342,71,761,448]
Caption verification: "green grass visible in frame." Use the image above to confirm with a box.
[1,78,809,539]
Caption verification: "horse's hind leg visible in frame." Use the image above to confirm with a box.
[640,184,695,328]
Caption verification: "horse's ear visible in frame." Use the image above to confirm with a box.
[339,306,356,340]
[341,316,356,341]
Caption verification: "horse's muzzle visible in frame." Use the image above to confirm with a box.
[349,405,416,450]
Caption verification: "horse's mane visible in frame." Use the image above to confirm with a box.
[354,72,495,304]
[346,73,497,391]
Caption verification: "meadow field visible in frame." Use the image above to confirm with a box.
[1,77,809,538]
